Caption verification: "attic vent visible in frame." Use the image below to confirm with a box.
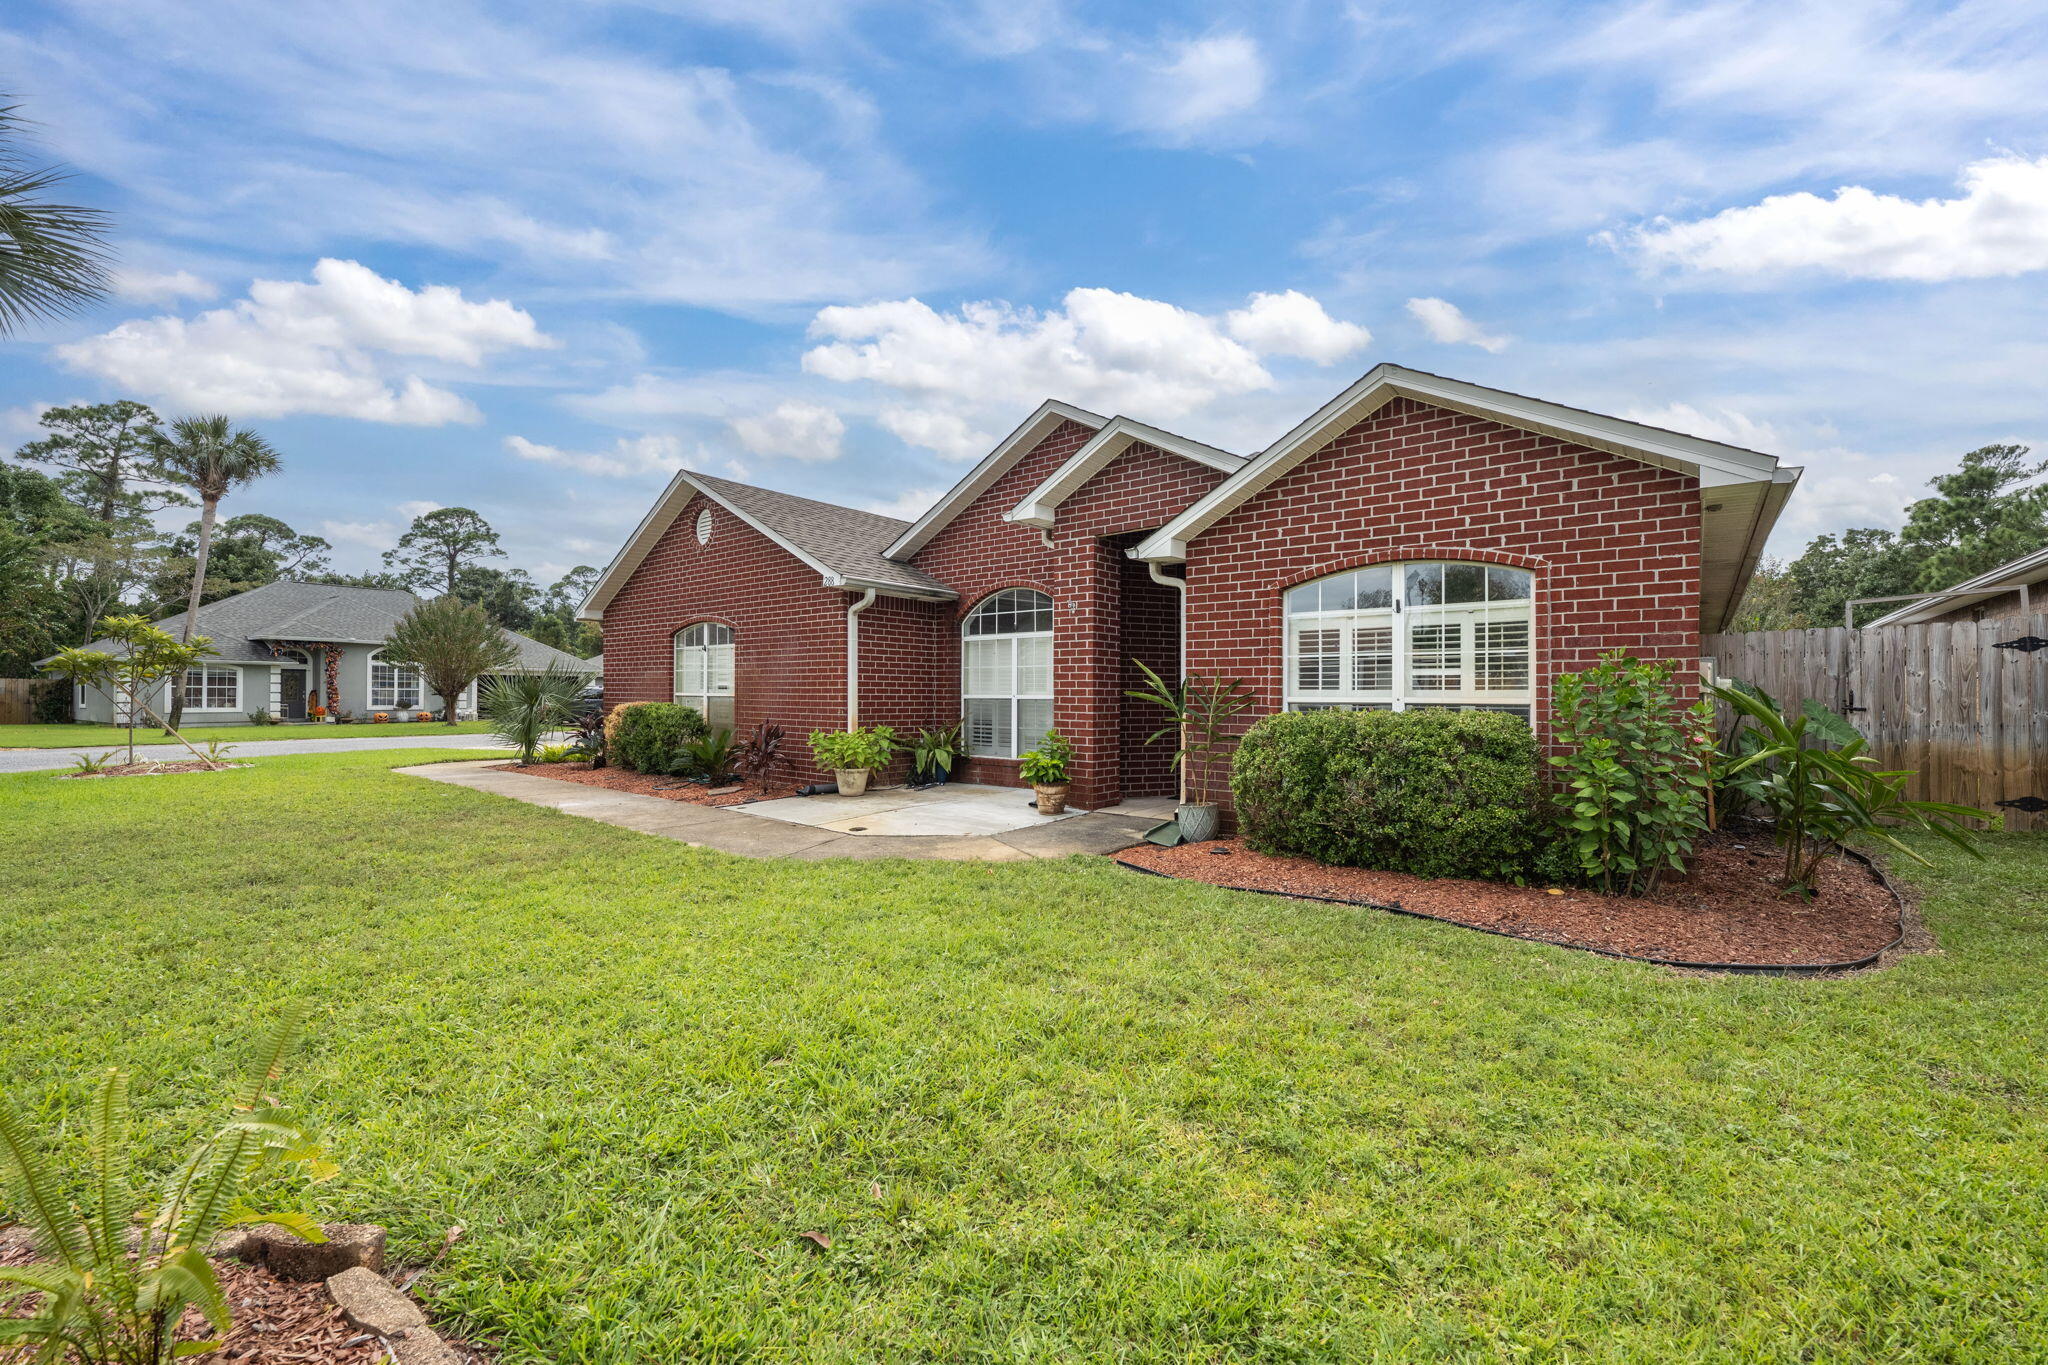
[695,508,712,545]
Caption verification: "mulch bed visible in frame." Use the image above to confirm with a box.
[1116,830,1903,970]
[499,760,775,807]
[63,760,253,779]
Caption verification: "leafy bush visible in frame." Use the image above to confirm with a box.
[245,708,279,726]
[610,702,708,774]
[680,729,740,783]
[536,743,574,764]
[1548,652,1713,896]
[0,1006,336,1364]
[1019,730,1074,785]
[808,725,896,773]
[1231,708,1544,881]
[30,679,72,724]
[1716,682,1985,894]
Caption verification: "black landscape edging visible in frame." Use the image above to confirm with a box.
[1113,846,1907,977]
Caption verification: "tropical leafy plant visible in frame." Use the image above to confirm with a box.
[0,101,112,337]
[735,720,786,787]
[1548,651,1714,896]
[379,596,517,724]
[567,710,608,768]
[1018,730,1074,786]
[1124,659,1253,806]
[679,728,741,783]
[69,749,118,776]
[42,615,222,767]
[200,739,237,764]
[1715,682,1985,894]
[535,743,574,764]
[808,725,896,774]
[907,723,962,784]
[482,665,587,765]
[0,1005,337,1364]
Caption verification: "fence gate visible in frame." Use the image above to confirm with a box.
[1703,612,2048,834]
[0,679,35,726]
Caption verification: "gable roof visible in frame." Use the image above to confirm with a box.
[49,580,597,672]
[882,400,1107,559]
[1865,542,2048,628]
[1006,415,1245,530]
[1131,363,1801,633]
[578,468,954,621]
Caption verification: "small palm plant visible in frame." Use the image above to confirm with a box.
[482,665,588,764]
[0,1005,337,1363]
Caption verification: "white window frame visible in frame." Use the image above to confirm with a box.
[961,589,1054,759]
[367,649,423,712]
[1283,561,1534,716]
[182,665,242,713]
[673,622,735,731]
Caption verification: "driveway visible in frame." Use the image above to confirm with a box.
[0,732,524,774]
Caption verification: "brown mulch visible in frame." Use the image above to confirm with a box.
[499,760,774,807]
[62,760,252,779]
[1116,830,1903,968]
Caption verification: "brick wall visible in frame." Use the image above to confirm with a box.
[1184,396,1701,808]
[908,425,1231,806]
[599,492,853,788]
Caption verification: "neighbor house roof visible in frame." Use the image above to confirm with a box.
[47,580,596,673]
[1865,543,2048,628]
[1129,363,1802,634]
[578,469,955,621]
[1006,415,1245,530]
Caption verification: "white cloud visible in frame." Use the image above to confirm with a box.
[1622,402,1781,451]
[1127,34,1267,136]
[318,519,395,549]
[506,433,684,479]
[877,407,990,462]
[1225,290,1371,363]
[727,400,845,462]
[56,259,552,425]
[110,269,216,304]
[395,500,443,520]
[855,485,945,521]
[1617,155,2048,282]
[1405,297,1511,352]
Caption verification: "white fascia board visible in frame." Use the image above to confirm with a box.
[1134,363,1787,562]
[1006,416,1244,529]
[578,468,846,620]
[881,399,1107,560]
[820,572,959,603]
[1864,542,2048,628]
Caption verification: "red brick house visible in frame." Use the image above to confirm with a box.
[578,364,1800,809]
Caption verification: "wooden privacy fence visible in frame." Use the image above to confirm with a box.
[0,679,42,725]
[1703,612,2047,833]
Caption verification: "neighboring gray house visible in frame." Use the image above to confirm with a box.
[1865,543,2046,627]
[50,581,597,726]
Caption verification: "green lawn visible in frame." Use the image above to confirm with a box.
[0,719,499,748]
[3,751,2044,1363]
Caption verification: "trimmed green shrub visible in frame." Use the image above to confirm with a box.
[611,702,708,773]
[1231,708,1544,881]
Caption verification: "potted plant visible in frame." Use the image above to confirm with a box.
[908,721,963,787]
[808,725,897,796]
[1126,659,1253,843]
[1019,730,1075,814]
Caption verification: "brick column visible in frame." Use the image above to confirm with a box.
[1053,535,1124,810]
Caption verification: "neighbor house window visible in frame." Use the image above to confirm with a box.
[962,588,1053,758]
[183,665,240,711]
[369,651,422,710]
[673,622,735,730]
[1284,561,1532,716]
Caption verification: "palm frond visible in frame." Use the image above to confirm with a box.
[0,103,112,335]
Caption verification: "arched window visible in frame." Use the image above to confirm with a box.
[674,622,735,730]
[1284,561,1532,716]
[368,650,422,710]
[962,588,1053,758]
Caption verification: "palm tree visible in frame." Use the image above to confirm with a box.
[148,415,281,728]
[0,101,112,336]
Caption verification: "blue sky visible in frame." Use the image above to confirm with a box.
[4,0,2046,586]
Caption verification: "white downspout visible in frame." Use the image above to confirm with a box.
[1147,561,1190,805]
[845,588,877,729]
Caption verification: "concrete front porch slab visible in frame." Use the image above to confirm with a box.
[742,782,1084,837]
[397,763,1144,862]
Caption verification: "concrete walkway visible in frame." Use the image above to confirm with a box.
[1,732,520,774]
[399,761,1163,861]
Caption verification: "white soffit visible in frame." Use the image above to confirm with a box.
[1006,416,1245,529]
[882,400,1107,560]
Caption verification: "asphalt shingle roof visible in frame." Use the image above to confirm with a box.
[686,471,954,597]
[63,580,599,672]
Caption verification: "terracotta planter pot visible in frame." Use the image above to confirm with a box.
[835,769,871,796]
[1176,802,1221,843]
[1033,782,1071,816]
